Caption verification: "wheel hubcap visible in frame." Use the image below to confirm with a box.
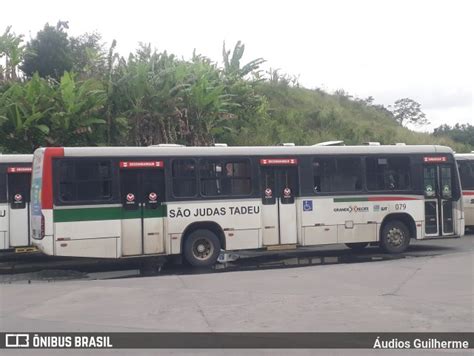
[387,227,404,247]
[193,238,213,260]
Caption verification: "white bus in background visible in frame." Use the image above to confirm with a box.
[455,153,474,229]
[0,154,33,251]
[31,145,464,267]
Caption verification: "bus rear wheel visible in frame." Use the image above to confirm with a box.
[345,242,369,251]
[183,229,221,267]
[380,220,410,254]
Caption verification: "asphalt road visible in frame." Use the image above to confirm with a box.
[1,234,473,355]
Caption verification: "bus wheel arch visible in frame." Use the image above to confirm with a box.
[379,213,416,253]
[181,222,225,267]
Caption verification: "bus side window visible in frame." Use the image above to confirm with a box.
[225,161,251,196]
[312,159,333,192]
[58,160,113,203]
[200,160,223,196]
[459,161,474,190]
[312,157,362,193]
[199,159,251,197]
[172,159,197,197]
[0,169,6,203]
[366,157,411,191]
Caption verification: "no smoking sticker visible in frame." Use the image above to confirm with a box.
[264,188,272,197]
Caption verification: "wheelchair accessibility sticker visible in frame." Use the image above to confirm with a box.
[303,200,313,212]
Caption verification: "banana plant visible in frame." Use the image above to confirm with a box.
[112,47,184,146]
[0,73,53,152]
[179,56,239,145]
[49,71,106,145]
[0,26,26,81]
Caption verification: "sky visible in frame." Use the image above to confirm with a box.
[2,0,473,131]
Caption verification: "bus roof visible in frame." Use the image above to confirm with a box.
[50,145,455,157]
[455,153,474,160]
[0,154,33,163]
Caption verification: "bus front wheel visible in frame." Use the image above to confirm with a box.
[183,229,221,267]
[380,220,410,254]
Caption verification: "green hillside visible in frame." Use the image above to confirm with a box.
[228,81,472,152]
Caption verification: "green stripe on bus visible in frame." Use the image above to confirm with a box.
[333,196,420,203]
[333,197,369,203]
[144,206,167,218]
[54,205,167,222]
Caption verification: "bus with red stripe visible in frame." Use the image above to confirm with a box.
[0,154,33,251]
[455,153,474,229]
[31,145,464,266]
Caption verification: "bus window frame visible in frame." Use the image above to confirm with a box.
[168,156,262,201]
[53,158,119,206]
[365,155,413,193]
[311,155,365,195]
[0,165,7,204]
[170,158,199,199]
[198,157,253,198]
[457,160,474,190]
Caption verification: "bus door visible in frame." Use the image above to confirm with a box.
[7,168,32,247]
[260,158,299,245]
[423,158,455,236]
[120,161,165,256]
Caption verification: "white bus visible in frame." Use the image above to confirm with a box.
[31,145,464,266]
[0,154,33,251]
[455,153,474,229]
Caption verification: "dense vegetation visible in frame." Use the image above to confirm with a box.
[0,23,472,153]
[433,124,474,150]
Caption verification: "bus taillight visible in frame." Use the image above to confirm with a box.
[40,214,45,240]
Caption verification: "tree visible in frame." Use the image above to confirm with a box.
[391,98,428,126]
[433,123,474,147]
[49,72,106,146]
[0,73,53,152]
[110,44,185,146]
[70,32,106,80]
[21,21,73,79]
[0,26,25,81]
[179,54,237,145]
[222,41,265,80]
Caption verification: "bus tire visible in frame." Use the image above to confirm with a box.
[345,242,369,251]
[380,220,410,254]
[183,229,221,267]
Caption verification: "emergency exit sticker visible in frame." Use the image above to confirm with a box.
[120,161,164,169]
[423,156,447,163]
[7,167,32,173]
